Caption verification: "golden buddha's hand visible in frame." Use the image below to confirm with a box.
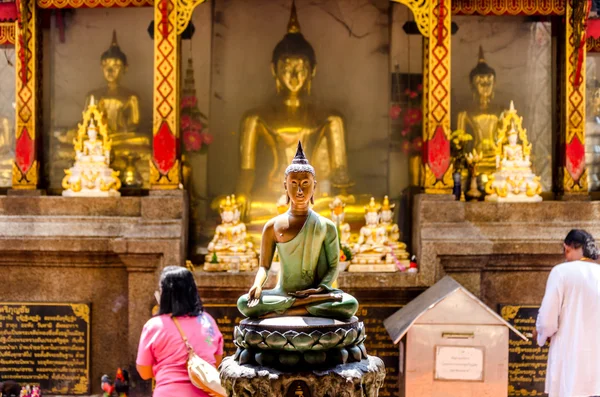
[247,284,262,308]
[288,286,325,299]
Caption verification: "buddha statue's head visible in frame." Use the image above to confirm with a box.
[508,123,518,146]
[101,30,128,85]
[271,1,316,96]
[469,46,496,108]
[364,197,380,226]
[329,196,346,224]
[380,196,395,224]
[87,119,99,142]
[219,196,236,224]
[284,141,316,206]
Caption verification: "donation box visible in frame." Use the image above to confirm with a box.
[384,276,527,397]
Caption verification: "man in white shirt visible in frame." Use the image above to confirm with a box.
[536,229,600,397]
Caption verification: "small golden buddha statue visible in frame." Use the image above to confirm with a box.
[204,195,258,272]
[329,196,351,245]
[351,198,389,264]
[56,31,150,188]
[0,114,14,186]
[380,196,408,260]
[457,46,502,180]
[485,101,542,202]
[234,1,352,222]
[62,97,121,197]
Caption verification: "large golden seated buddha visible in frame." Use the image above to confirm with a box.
[53,31,150,189]
[215,2,372,228]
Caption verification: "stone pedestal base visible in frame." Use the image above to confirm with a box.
[220,355,385,397]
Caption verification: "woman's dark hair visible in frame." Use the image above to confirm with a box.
[157,266,203,317]
[564,229,599,260]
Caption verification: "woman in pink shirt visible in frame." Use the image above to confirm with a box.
[136,266,224,397]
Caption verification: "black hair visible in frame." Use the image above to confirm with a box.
[157,266,203,317]
[564,229,599,260]
[272,33,316,68]
[0,380,21,397]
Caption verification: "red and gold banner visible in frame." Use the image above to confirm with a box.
[451,0,565,16]
[13,0,37,188]
[560,0,588,194]
[150,0,180,189]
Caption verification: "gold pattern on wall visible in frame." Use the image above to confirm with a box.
[37,0,151,8]
[176,0,206,34]
[587,36,600,52]
[70,303,90,323]
[451,0,565,16]
[0,22,15,45]
[391,0,429,37]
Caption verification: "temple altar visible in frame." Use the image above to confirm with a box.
[0,0,598,396]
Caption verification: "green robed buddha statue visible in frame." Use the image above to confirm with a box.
[237,141,358,320]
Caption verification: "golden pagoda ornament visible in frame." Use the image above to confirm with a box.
[62,96,121,197]
[204,195,258,272]
[485,101,542,202]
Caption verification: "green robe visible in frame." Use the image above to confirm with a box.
[237,210,358,320]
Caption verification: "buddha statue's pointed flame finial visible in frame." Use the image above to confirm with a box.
[287,0,301,34]
[478,45,485,63]
[382,195,395,211]
[111,29,118,47]
[509,100,516,112]
[285,141,315,176]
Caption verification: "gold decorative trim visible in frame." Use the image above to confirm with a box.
[451,0,566,16]
[150,158,180,188]
[391,0,430,37]
[422,162,454,194]
[176,0,206,35]
[0,22,15,45]
[563,166,588,193]
[37,0,151,8]
[70,303,90,323]
[11,160,38,188]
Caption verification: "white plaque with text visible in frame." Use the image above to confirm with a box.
[434,346,484,381]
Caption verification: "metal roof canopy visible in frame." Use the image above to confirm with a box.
[384,276,528,344]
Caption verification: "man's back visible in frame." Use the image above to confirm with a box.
[537,260,600,397]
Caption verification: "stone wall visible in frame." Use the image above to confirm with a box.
[0,193,186,396]
[412,194,600,307]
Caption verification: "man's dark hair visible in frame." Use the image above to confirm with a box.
[564,229,599,260]
[157,266,203,317]
[272,33,316,68]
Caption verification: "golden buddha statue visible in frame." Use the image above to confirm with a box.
[62,97,121,197]
[204,195,258,272]
[56,31,150,188]
[485,101,542,202]
[234,1,352,224]
[0,114,14,186]
[457,46,502,181]
[329,196,351,245]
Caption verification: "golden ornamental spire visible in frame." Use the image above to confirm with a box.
[111,29,118,48]
[381,195,395,211]
[365,197,380,213]
[287,0,301,34]
[329,196,346,215]
[478,45,485,63]
[220,195,238,212]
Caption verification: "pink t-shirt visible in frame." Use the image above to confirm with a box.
[136,313,224,397]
